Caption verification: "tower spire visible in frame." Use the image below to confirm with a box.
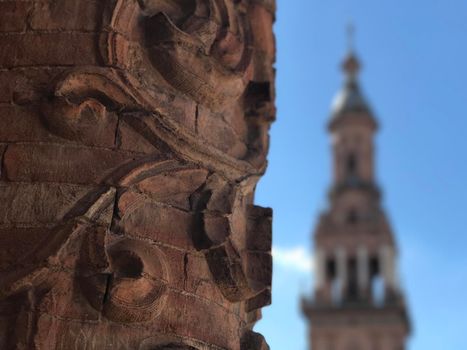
[330,26,374,126]
[346,21,355,53]
[342,23,360,79]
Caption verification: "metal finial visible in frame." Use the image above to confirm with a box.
[342,22,360,78]
[346,22,355,52]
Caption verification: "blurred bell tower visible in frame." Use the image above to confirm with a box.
[302,27,411,350]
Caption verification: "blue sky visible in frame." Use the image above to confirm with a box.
[254,1,467,349]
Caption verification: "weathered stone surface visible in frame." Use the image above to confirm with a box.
[0,105,59,143]
[0,182,101,224]
[30,0,115,31]
[0,33,98,68]
[0,68,65,104]
[117,191,194,249]
[0,1,33,32]
[117,116,158,154]
[0,0,275,349]
[197,106,249,158]
[3,144,142,184]
[0,227,55,271]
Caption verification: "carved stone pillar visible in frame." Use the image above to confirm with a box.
[334,247,347,303]
[357,245,369,296]
[380,245,398,292]
[314,248,325,290]
[0,1,275,349]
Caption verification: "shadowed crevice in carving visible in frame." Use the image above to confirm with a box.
[245,82,271,104]
[194,104,199,134]
[62,186,112,222]
[110,188,123,235]
[189,186,213,250]
[113,250,144,278]
[114,114,122,148]
[118,112,175,156]
[240,330,269,350]
[102,273,113,306]
[0,144,7,181]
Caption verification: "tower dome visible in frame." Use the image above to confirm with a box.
[331,52,371,116]
[329,51,377,131]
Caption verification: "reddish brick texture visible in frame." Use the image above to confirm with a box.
[0,1,276,349]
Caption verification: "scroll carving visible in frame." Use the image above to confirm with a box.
[142,0,253,108]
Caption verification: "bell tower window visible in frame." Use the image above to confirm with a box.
[369,256,385,305]
[347,257,358,300]
[346,153,358,176]
[347,209,358,224]
[326,258,336,280]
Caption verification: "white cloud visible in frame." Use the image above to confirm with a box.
[272,246,314,273]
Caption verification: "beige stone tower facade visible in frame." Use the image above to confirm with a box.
[302,47,411,350]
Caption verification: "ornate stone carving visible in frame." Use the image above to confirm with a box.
[142,0,254,108]
[0,0,275,349]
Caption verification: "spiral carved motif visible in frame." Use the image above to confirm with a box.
[142,0,253,107]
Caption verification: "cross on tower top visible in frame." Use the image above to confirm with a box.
[342,23,360,78]
[346,21,355,53]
